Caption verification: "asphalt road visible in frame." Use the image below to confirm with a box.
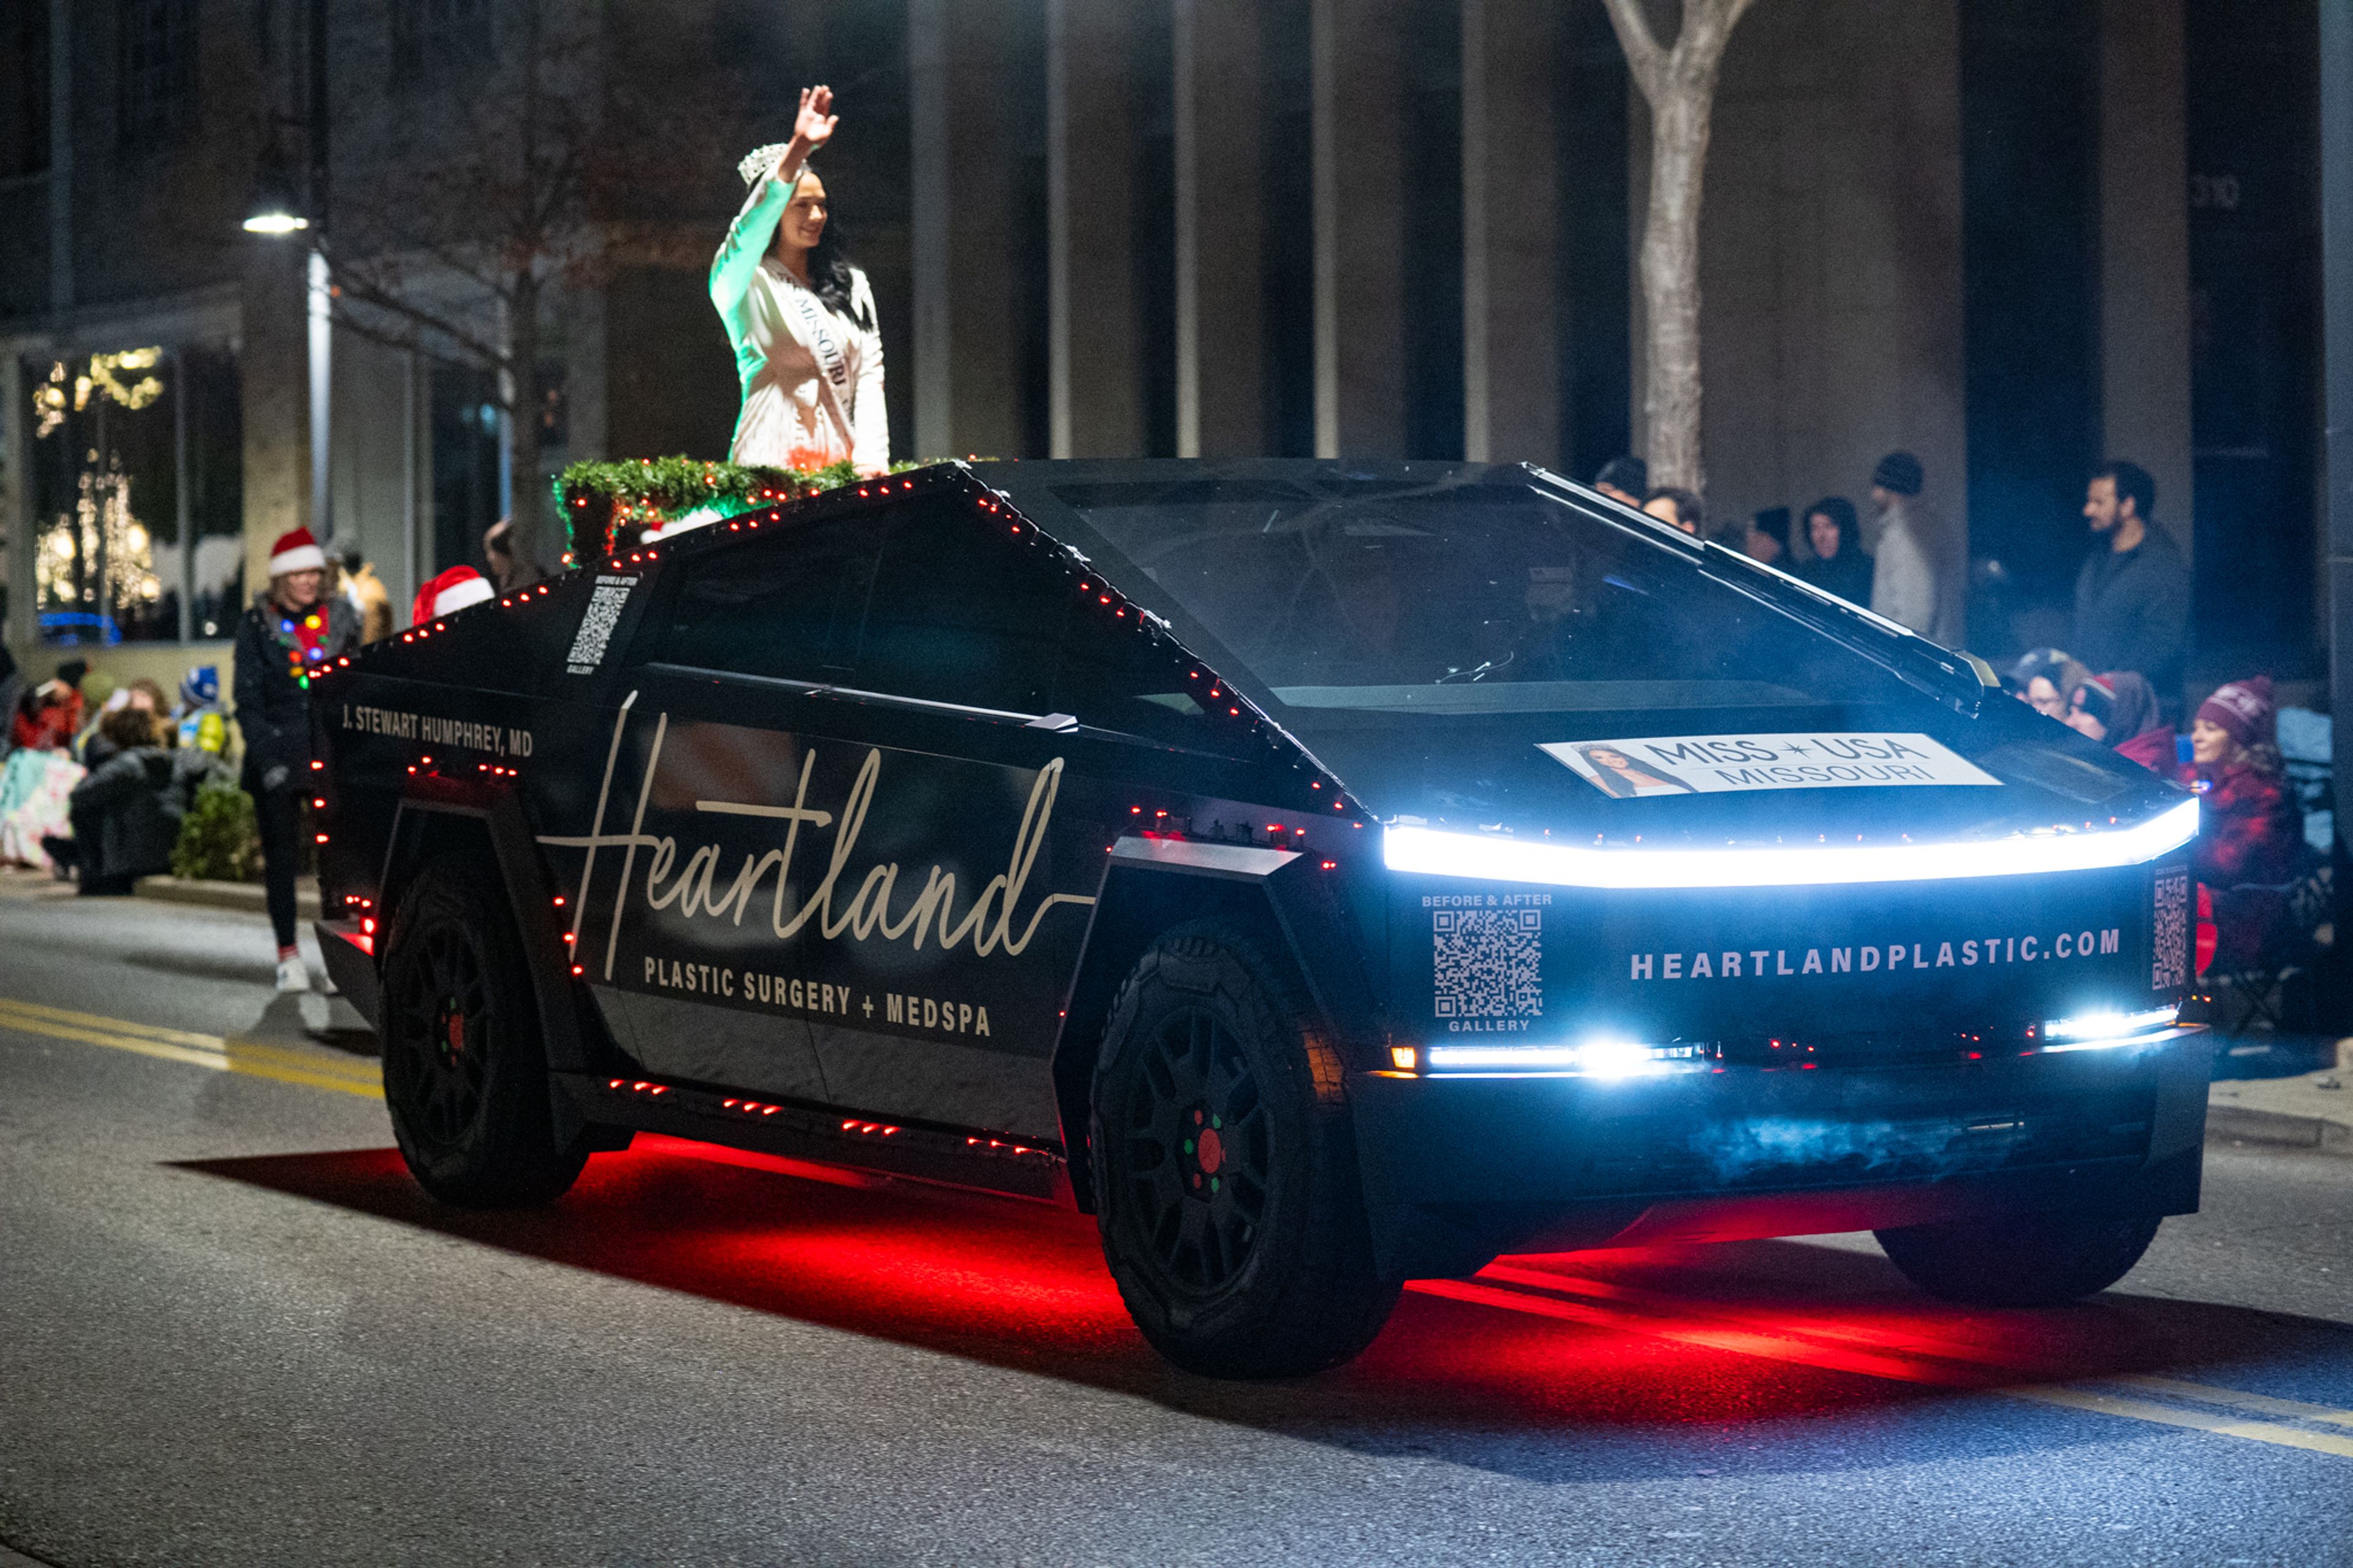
[2,873,2349,1567]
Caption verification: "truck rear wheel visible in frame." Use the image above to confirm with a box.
[381,857,589,1207]
[1091,923,1398,1378]
[1875,1210,2162,1307]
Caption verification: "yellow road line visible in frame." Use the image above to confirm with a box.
[2006,1385,2353,1460]
[2108,1374,2353,1430]
[0,999,381,1100]
[9,993,2343,1459]
[0,994,234,1052]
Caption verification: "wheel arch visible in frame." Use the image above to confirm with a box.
[381,778,610,1097]
[1050,841,1385,1213]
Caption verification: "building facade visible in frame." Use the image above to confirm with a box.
[0,0,2325,708]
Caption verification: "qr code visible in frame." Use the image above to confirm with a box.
[564,575,637,675]
[1433,909,1543,1019]
[2151,866,2189,990]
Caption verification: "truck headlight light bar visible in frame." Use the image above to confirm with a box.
[1421,1039,1706,1078]
[2039,1004,2180,1051]
[1383,797,2199,890]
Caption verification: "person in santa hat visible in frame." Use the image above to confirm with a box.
[233,526,362,992]
[409,566,496,630]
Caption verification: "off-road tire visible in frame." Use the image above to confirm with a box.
[1091,922,1398,1378]
[381,855,589,1207]
[1876,1210,2163,1306]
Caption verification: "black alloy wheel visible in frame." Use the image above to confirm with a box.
[1117,1007,1273,1295]
[381,856,589,1207]
[1092,922,1398,1379]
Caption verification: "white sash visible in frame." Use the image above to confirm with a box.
[782,276,855,456]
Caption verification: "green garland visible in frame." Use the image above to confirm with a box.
[555,455,929,562]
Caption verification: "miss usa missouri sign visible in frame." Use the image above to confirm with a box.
[1542,733,2002,798]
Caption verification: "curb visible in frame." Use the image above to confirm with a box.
[2207,1102,2353,1155]
[133,876,322,923]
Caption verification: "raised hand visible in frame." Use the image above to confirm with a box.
[792,85,839,153]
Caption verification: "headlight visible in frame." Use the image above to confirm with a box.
[2040,1004,2179,1051]
[1421,1038,1705,1077]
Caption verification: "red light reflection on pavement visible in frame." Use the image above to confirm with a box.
[178,1142,2249,1428]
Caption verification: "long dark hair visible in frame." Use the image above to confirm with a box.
[805,196,872,330]
[1803,495,1860,559]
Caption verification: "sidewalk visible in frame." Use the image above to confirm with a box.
[133,874,321,923]
[2208,1037,2353,1154]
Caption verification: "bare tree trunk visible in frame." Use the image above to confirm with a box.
[1599,0,1760,498]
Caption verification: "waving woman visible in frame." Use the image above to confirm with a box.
[711,85,889,475]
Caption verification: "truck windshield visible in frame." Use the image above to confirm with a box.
[1048,473,1928,721]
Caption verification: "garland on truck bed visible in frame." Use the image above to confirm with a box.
[556,455,928,564]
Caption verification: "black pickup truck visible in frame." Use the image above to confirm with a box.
[309,459,2208,1378]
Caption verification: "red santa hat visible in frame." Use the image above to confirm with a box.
[411,566,496,627]
[267,527,328,578]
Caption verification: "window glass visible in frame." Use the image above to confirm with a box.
[1056,607,1234,749]
[1051,477,1919,718]
[634,515,882,683]
[854,499,1068,716]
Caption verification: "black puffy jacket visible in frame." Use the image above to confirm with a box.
[70,746,221,882]
[233,593,360,791]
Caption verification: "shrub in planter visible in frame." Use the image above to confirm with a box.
[172,776,262,884]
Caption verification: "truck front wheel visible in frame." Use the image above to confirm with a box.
[1091,923,1398,1378]
[1875,1210,2162,1307]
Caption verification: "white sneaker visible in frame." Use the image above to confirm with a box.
[275,956,311,994]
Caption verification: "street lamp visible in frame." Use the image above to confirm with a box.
[241,0,332,547]
[241,129,309,235]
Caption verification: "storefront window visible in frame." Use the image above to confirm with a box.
[25,344,242,644]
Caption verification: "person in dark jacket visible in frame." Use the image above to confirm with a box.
[1795,496,1873,605]
[53,706,219,895]
[235,526,360,991]
[2184,676,2303,970]
[2074,460,2189,705]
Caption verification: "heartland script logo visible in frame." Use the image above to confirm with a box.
[540,704,1097,983]
[1630,926,2123,982]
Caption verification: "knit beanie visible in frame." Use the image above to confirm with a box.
[1872,451,1924,496]
[2196,676,2275,751]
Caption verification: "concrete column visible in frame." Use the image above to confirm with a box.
[1461,0,1557,466]
[1682,0,1965,577]
[1047,0,1142,458]
[2098,0,2194,565]
[1173,0,1265,458]
[911,0,1022,460]
[1312,0,1406,459]
[241,248,311,602]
